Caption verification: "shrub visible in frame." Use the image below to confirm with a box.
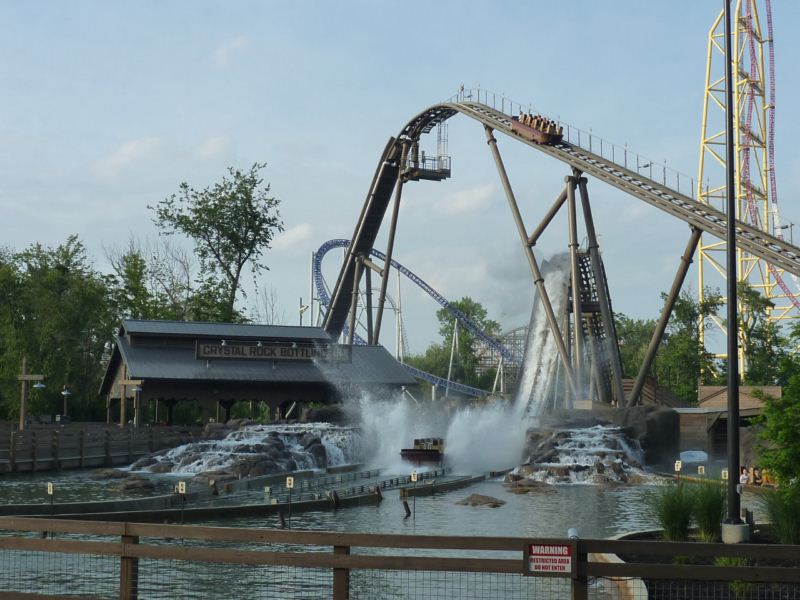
[714,556,752,599]
[649,482,693,541]
[760,484,800,544]
[691,481,726,542]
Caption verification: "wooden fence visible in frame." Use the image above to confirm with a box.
[0,424,199,473]
[0,517,797,599]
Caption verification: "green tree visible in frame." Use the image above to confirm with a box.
[756,375,800,485]
[738,282,784,385]
[406,297,500,391]
[151,163,284,322]
[614,313,655,378]
[0,236,114,420]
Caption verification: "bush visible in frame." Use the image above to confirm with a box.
[714,556,752,599]
[760,484,800,544]
[691,481,726,542]
[649,482,693,541]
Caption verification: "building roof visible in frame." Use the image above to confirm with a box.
[120,319,331,342]
[697,385,780,411]
[100,320,417,395]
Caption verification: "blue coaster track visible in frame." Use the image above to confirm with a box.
[313,239,520,397]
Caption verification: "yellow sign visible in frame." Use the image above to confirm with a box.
[698,465,706,475]
[47,482,53,496]
[674,460,682,472]
[721,468,729,481]
[411,470,418,483]
[178,481,186,494]
[286,476,294,489]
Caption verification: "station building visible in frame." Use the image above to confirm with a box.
[99,320,417,425]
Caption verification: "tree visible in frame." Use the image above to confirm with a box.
[756,375,800,485]
[0,236,114,420]
[614,313,655,378]
[151,163,284,322]
[406,297,500,391]
[738,282,785,385]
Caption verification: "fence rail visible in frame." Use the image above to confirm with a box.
[0,517,797,599]
[0,424,199,473]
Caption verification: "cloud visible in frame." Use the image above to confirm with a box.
[194,135,233,160]
[92,137,161,178]
[212,35,252,67]
[434,184,495,215]
[273,223,312,251]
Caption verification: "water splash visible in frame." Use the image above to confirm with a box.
[513,254,570,419]
[515,425,652,485]
[138,423,361,476]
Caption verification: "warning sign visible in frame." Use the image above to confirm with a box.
[525,544,572,575]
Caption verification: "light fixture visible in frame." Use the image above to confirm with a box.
[33,382,46,390]
[221,340,227,346]
[132,386,143,393]
[61,387,71,397]
[257,341,262,347]
[291,342,298,349]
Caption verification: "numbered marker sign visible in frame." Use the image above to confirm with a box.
[411,470,418,483]
[286,476,294,489]
[698,465,706,475]
[178,481,186,494]
[721,468,729,481]
[47,482,54,496]
[674,460,682,472]
[264,486,271,496]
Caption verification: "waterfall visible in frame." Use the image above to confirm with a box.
[513,253,571,419]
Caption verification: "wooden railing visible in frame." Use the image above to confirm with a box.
[0,517,797,599]
[0,424,199,473]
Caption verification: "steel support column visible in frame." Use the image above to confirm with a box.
[627,228,702,407]
[566,176,584,393]
[484,125,577,399]
[347,259,363,345]
[373,143,409,345]
[528,186,568,247]
[578,177,626,406]
[365,263,373,344]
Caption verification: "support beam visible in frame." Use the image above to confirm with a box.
[528,186,568,247]
[484,125,577,399]
[347,259,363,345]
[365,263,374,345]
[566,176,584,393]
[578,177,626,406]
[627,227,703,407]
[373,143,409,345]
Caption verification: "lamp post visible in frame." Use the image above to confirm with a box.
[132,385,143,427]
[61,385,71,419]
[17,357,45,431]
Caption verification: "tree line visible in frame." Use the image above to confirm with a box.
[0,164,283,421]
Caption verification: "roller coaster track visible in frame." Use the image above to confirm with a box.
[313,239,519,398]
[324,97,800,343]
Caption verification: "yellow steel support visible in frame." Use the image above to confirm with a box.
[697,0,792,376]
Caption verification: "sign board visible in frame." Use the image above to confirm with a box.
[525,544,572,575]
[264,486,271,496]
[721,468,729,481]
[286,476,294,489]
[674,460,682,472]
[47,482,54,496]
[410,470,418,483]
[697,465,706,475]
[178,481,186,495]
[196,341,351,363]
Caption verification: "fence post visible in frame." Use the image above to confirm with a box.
[127,429,133,463]
[104,429,112,466]
[570,538,588,600]
[333,545,350,600]
[9,431,16,473]
[51,431,60,471]
[79,429,85,468]
[31,431,37,472]
[120,534,139,600]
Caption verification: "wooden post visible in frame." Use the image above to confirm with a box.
[333,545,350,600]
[570,538,588,600]
[120,534,139,600]
[18,357,45,432]
[9,432,16,473]
[79,429,86,468]
[51,431,60,471]
[104,429,112,466]
[30,431,37,473]
[148,428,154,453]
[127,429,133,463]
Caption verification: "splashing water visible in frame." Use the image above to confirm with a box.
[516,425,652,485]
[139,423,362,475]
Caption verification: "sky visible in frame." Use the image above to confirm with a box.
[2,1,800,355]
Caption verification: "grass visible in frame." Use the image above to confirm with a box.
[760,485,800,544]
[714,556,752,599]
[649,481,693,541]
[691,481,726,542]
